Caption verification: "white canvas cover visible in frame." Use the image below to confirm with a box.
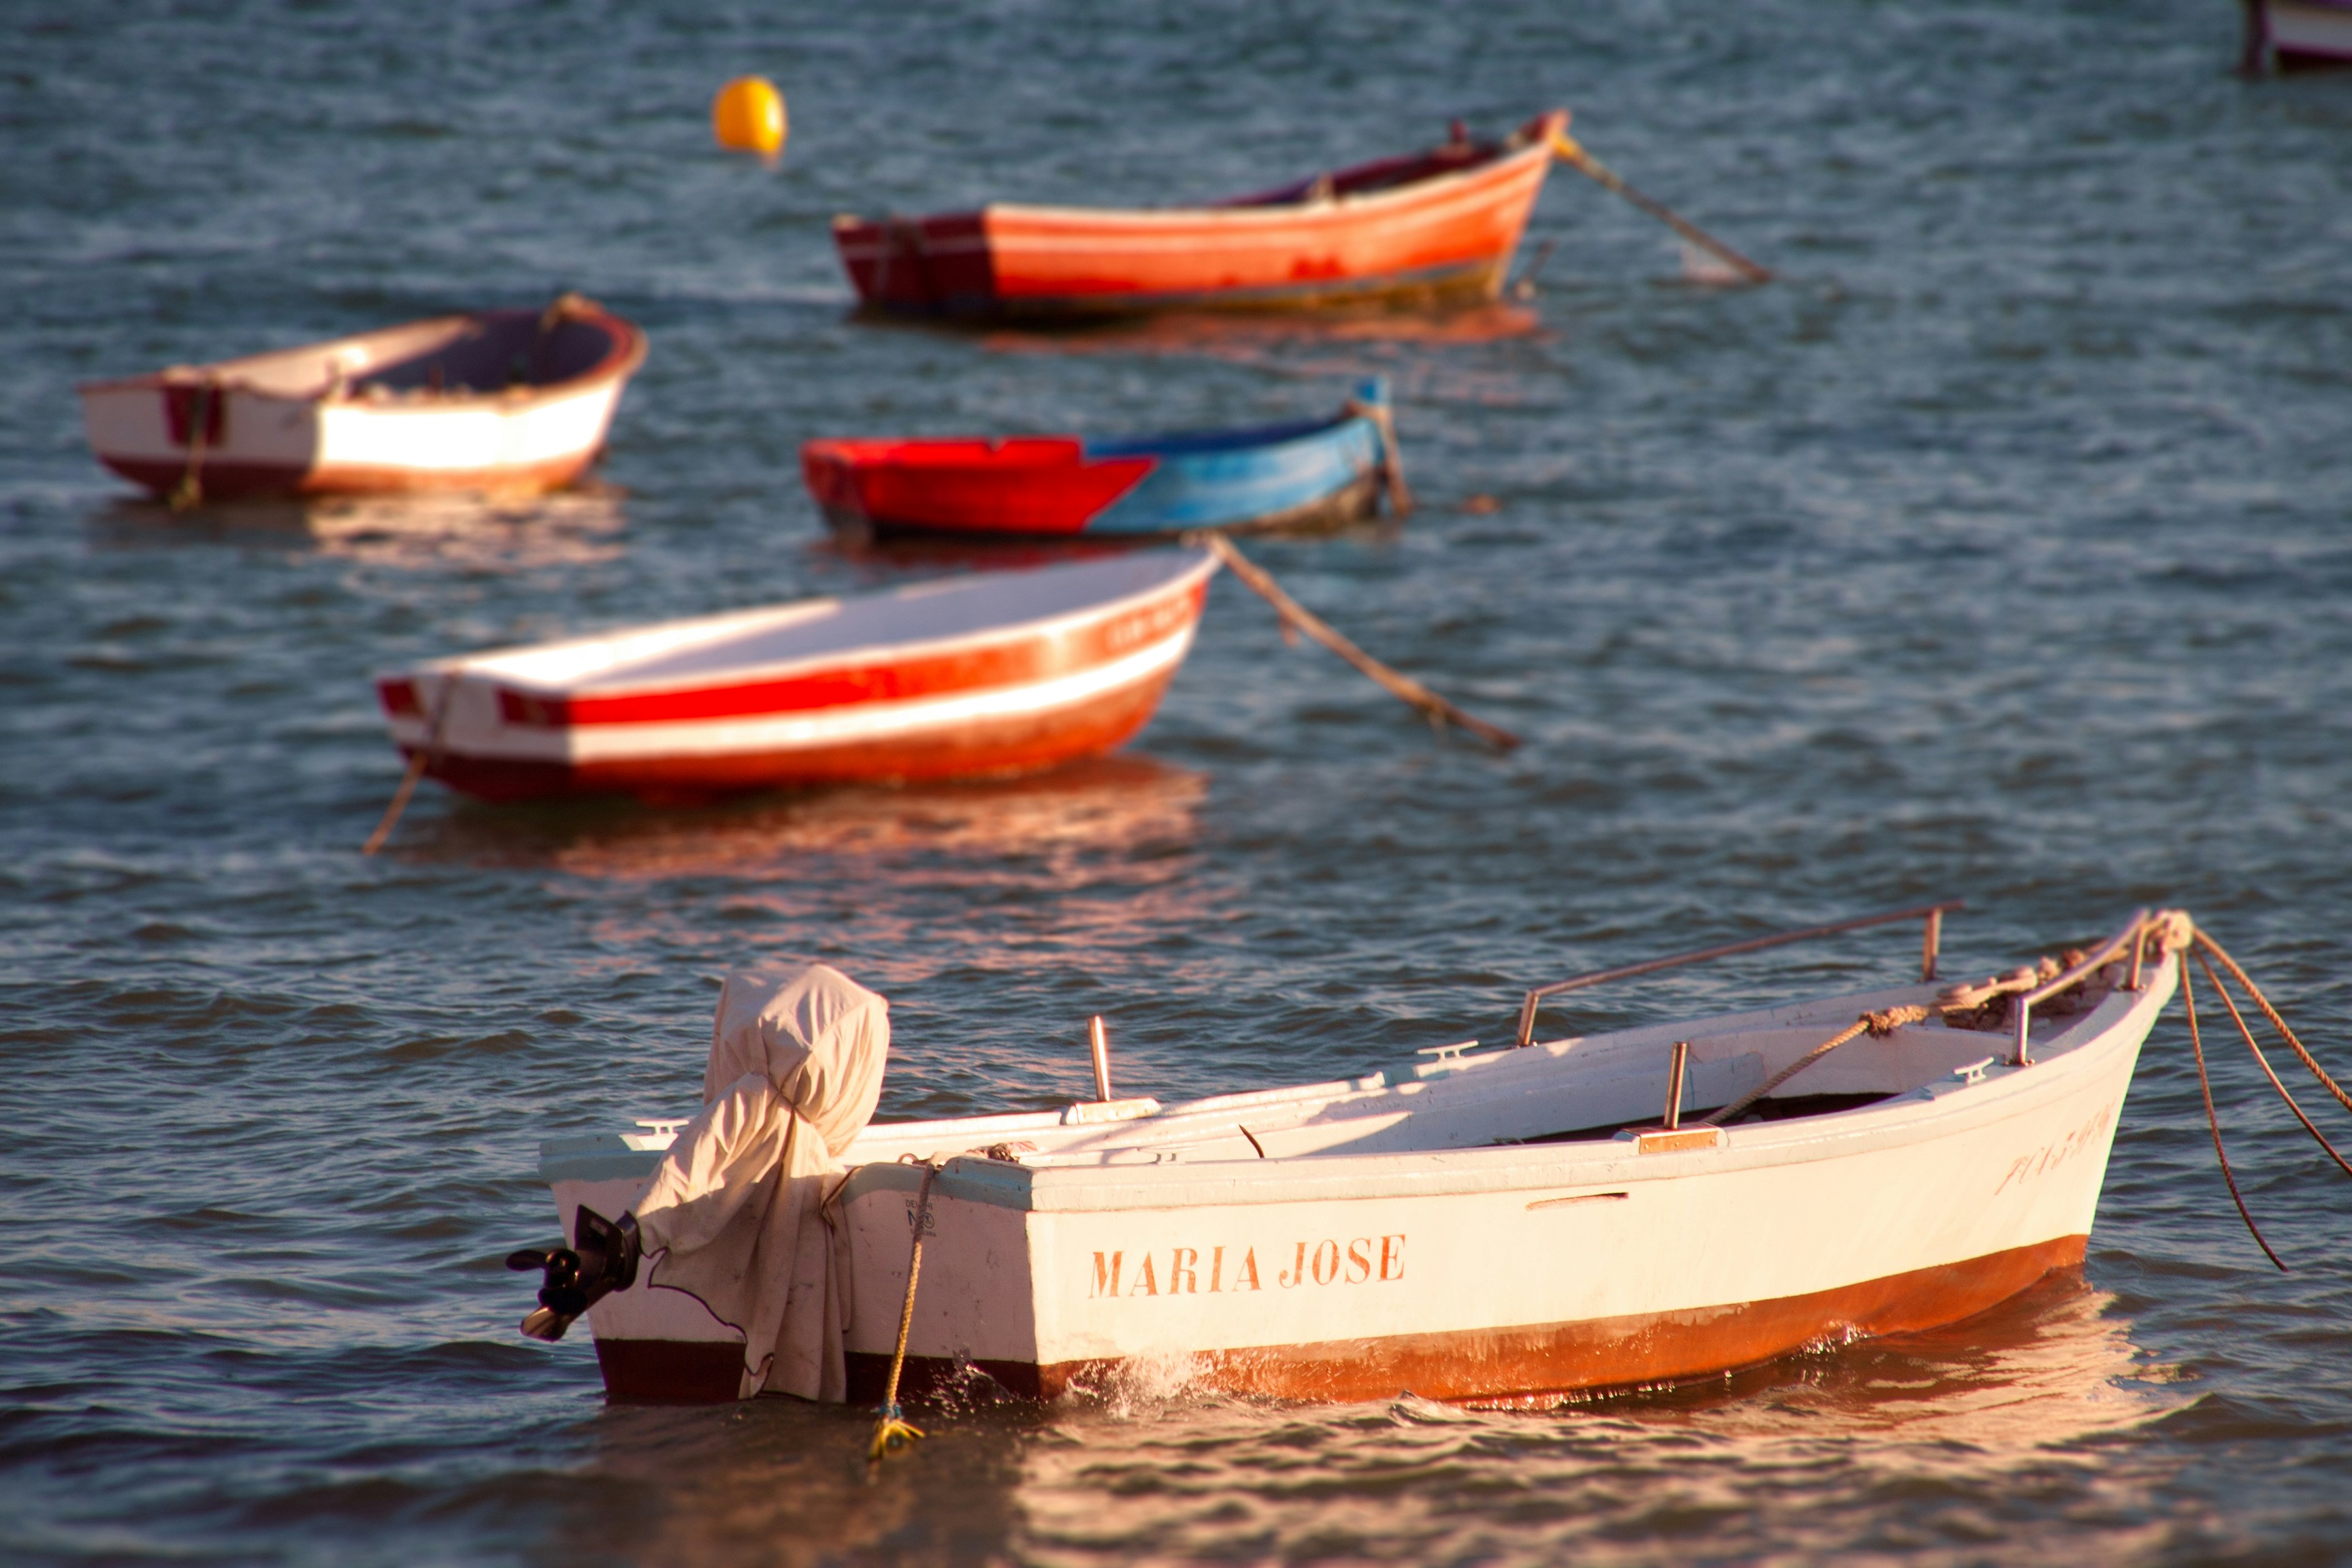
[632,964,889,1400]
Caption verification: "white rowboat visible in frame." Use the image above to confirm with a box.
[79,295,644,502]
[533,906,2189,1405]
[378,549,1219,802]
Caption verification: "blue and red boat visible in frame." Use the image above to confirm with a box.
[800,381,1406,540]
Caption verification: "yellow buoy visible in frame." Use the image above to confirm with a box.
[712,76,786,159]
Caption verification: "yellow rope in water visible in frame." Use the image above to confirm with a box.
[868,1163,936,1463]
[168,381,216,512]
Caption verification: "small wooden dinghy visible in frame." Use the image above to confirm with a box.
[79,295,645,503]
[834,112,1565,320]
[375,549,1218,802]
[525,905,2210,1405]
[801,382,1402,539]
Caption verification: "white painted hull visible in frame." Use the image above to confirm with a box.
[78,300,644,500]
[542,951,2176,1403]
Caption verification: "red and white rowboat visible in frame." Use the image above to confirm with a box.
[834,112,1566,320]
[375,549,1218,802]
[79,295,645,503]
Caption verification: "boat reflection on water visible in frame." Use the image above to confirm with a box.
[545,1272,2185,1566]
[1647,1272,2185,1460]
[976,299,1544,365]
[84,485,629,569]
[402,753,1210,881]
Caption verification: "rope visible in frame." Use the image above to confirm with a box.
[1549,130,1772,284]
[168,380,216,512]
[2194,951,2352,1180]
[2194,930,2352,1117]
[1196,532,1520,751]
[1343,396,1413,518]
[361,676,457,855]
[2183,958,2287,1271]
[1700,1004,1929,1128]
[868,1161,937,1463]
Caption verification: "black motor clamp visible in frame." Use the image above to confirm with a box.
[508,1205,640,1342]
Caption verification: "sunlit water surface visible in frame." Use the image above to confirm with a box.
[3,1,2349,1563]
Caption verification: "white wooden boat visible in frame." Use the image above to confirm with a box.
[78,295,644,503]
[377,549,1219,802]
[525,904,2195,1405]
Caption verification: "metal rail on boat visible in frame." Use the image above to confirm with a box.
[1513,900,1967,1047]
[2010,909,2152,1065]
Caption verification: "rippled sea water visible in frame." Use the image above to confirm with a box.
[5,1,2351,1562]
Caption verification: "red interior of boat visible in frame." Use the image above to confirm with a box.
[1218,129,1504,209]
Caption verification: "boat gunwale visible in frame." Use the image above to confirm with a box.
[830,113,1563,240]
[838,962,2172,1213]
[75,303,649,410]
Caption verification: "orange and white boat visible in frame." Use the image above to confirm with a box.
[522,905,2204,1405]
[834,112,1566,320]
[376,549,1218,803]
[79,295,644,502]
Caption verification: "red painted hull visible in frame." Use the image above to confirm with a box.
[801,438,1154,536]
[402,663,1183,803]
[587,1235,2089,1405]
[835,112,1565,320]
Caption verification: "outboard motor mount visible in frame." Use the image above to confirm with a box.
[508,1205,640,1342]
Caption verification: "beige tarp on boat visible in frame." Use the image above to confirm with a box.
[632,964,889,1400]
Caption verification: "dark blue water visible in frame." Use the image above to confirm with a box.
[5,1,2351,1562]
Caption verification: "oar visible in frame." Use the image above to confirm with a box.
[1549,127,1772,285]
[1197,532,1520,751]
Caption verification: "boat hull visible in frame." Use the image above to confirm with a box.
[543,958,2171,1405]
[379,551,1217,803]
[834,114,1563,321]
[78,300,645,501]
[802,393,1387,539]
[2253,0,2352,67]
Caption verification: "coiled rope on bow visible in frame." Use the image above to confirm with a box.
[868,1160,938,1463]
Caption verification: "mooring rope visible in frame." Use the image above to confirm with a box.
[1197,532,1520,751]
[2183,958,2288,1271]
[361,675,457,856]
[868,1160,938,1464]
[2193,930,2352,1117]
[2193,950,2352,1180]
[168,380,217,512]
[1549,128,1772,284]
[1344,395,1413,518]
